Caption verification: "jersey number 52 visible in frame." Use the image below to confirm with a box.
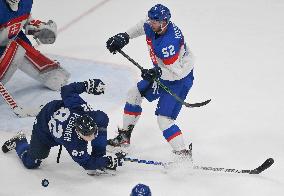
[162,45,175,58]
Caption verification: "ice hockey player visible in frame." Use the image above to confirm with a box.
[0,0,70,91]
[106,4,194,164]
[2,79,125,175]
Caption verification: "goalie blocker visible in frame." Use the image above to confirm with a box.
[0,38,70,91]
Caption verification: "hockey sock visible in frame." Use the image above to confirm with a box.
[123,102,142,130]
[163,124,186,151]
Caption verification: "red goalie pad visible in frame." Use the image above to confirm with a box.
[0,41,19,80]
[16,38,59,72]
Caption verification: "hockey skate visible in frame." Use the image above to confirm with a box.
[2,131,26,153]
[87,168,116,176]
[164,144,193,174]
[107,125,134,154]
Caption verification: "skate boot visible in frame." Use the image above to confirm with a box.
[165,143,193,173]
[173,143,193,162]
[107,125,134,147]
[2,131,27,153]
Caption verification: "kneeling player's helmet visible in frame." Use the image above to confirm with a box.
[6,0,20,11]
[74,114,98,136]
[130,183,152,196]
[148,4,171,23]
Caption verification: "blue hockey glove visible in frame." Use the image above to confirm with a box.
[106,32,130,54]
[141,67,162,81]
[84,79,105,95]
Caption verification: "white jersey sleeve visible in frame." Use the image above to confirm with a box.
[158,44,195,81]
[126,20,146,39]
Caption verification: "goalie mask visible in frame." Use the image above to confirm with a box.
[74,114,98,137]
[6,0,20,11]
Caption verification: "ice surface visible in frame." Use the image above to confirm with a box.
[0,0,284,195]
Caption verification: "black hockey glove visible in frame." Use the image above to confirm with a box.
[106,32,130,54]
[84,79,105,95]
[105,152,126,170]
[141,67,162,81]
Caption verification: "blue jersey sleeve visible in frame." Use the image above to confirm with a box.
[91,127,107,158]
[60,82,86,109]
[65,141,109,170]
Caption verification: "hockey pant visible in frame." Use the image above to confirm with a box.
[0,38,70,91]
[122,79,193,151]
[15,133,51,169]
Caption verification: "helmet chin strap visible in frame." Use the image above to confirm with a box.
[157,21,169,34]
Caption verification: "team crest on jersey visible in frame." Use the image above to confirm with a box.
[8,23,21,39]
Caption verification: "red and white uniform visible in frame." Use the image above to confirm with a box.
[0,0,70,90]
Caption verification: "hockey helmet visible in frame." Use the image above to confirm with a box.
[148,4,171,23]
[130,183,152,196]
[6,0,20,11]
[74,114,98,136]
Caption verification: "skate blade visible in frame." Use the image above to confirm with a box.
[106,144,130,155]
[87,169,116,176]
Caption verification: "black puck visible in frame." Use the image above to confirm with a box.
[41,179,49,187]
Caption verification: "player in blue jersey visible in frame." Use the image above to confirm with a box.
[2,79,124,175]
[0,0,70,93]
[106,4,195,163]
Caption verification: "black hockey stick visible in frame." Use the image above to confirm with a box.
[193,158,274,174]
[117,49,211,108]
[124,157,274,174]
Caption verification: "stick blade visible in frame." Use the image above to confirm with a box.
[184,99,211,108]
[249,158,274,174]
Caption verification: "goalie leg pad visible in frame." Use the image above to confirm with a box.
[16,38,70,90]
[0,41,25,84]
[38,67,70,91]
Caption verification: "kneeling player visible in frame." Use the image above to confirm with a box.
[2,80,124,175]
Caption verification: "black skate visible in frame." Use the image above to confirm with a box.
[107,125,134,147]
[2,132,26,153]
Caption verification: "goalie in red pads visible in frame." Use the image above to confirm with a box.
[0,0,70,91]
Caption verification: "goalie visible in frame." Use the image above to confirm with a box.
[0,0,70,91]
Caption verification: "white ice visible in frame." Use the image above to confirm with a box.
[0,0,284,196]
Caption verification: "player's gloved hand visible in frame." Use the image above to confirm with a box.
[141,67,162,81]
[106,32,130,54]
[25,20,57,44]
[105,152,126,170]
[84,79,105,95]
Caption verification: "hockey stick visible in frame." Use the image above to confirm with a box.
[117,49,211,108]
[0,82,41,117]
[123,157,274,174]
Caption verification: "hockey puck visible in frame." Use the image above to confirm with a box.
[41,179,49,187]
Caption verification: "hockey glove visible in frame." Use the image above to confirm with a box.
[106,32,130,54]
[25,20,57,44]
[105,153,125,170]
[84,79,105,95]
[141,67,162,81]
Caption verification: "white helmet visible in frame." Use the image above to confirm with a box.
[6,0,20,11]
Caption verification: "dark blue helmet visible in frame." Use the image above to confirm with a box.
[130,184,151,196]
[74,114,98,136]
[148,4,171,23]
